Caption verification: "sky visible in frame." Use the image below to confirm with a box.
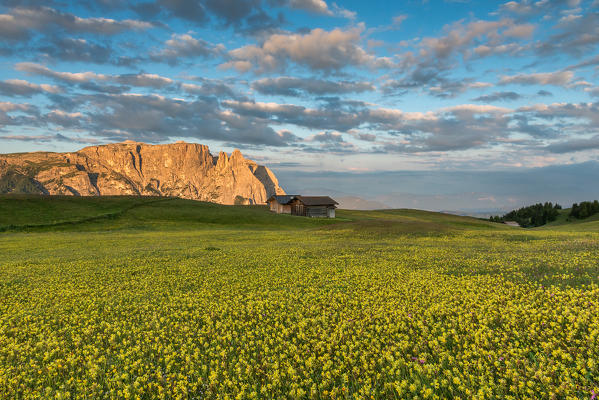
[0,0,598,211]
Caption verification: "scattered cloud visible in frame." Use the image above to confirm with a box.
[150,33,225,65]
[288,0,332,15]
[222,25,392,73]
[0,6,154,41]
[154,0,284,34]
[472,91,522,102]
[22,93,300,147]
[331,3,356,19]
[16,62,107,83]
[0,133,97,144]
[499,71,574,86]
[180,79,238,98]
[428,80,493,98]
[0,101,35,113]
[252,76,374,96]
[0,79,60,97]
[535,12,599,56]
[37,37,112,64]
[1,0,599,179]
[545,134,599,153]
[499,0,583,17]
[15,62,175,89]
[415,18,531,64]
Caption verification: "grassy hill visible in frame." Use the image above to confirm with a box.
[0,194,511,233]
[334,208,511,236]
[0,195,341,232]
[536,208,599,231]
[3,195,597,234]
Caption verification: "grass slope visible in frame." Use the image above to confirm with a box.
[0,195,512,234]
[0,195,342,232]
[537,208,599,231]
[0,195,164,231]
[2,195,596,234]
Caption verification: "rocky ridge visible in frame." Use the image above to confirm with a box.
[0,141,286,205]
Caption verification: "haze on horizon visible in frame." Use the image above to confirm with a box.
[0,0,598,212]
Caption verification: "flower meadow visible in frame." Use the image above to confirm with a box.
[0,225,598,399]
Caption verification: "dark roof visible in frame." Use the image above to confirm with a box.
[295,196,338,206]
[267,195,299,205]
[267,194,338,206]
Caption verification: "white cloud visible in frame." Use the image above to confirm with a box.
[499,71,574,86]
[0,7,154,40]
[0,102,32,112]
[151,33,224,64]
[15,62,106,83]
[222,25,392,73]
[0,79,60,96]
[15,63,174,89]
[288,0,332,15]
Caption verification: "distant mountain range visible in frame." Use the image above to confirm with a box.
[0,141,285,205]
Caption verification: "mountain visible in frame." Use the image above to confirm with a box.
[335,196,390,210]
[0,141,286,205]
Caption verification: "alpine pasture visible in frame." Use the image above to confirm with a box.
[0,196,597,399]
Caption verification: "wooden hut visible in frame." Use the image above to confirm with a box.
[268,195,338,218]
[290,196,338,218]
[267,195,297,214]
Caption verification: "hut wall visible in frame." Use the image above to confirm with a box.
[290,200,305,216]
[306,206,328,218]
[269,201,292,214]
[288,199,337,218]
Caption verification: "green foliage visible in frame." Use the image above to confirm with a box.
[490,202,562,227]
[570,200,599,220]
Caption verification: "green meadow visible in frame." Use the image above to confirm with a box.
[0,196,597,399]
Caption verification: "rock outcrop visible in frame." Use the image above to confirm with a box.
[0,141,286,205]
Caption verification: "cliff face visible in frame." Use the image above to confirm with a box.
[0,141,286,205]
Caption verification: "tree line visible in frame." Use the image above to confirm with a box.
[569,200,599,219]
[490,199,599,227]
[489,202,562,227]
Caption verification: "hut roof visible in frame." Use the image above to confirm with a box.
[267,195,299,205]
[295,196,338,206]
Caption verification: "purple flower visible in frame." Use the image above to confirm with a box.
[591,389,596,400]
[499,357,504,361]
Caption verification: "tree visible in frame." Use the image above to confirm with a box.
[569,200,599,219]
[490,202,562,227]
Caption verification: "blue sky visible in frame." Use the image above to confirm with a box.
[1,0,598,210]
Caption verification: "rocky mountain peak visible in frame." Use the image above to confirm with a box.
[0,141,286,205]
